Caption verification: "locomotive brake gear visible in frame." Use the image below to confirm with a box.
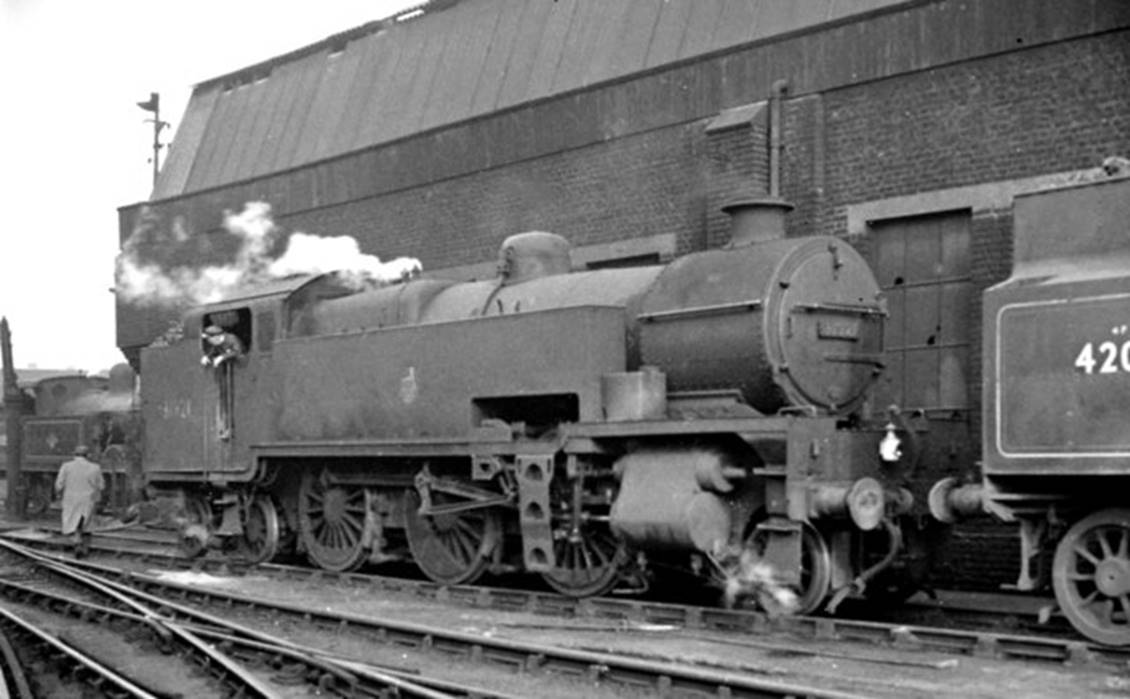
[413,467,514,517]
[825,517,903,614]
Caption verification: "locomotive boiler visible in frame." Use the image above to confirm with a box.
[930,174,1130,645]
[142,197,923,612]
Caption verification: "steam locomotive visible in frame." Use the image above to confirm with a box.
[16,366,141,516]
[928,175,1130,645]
[140,197,925,613]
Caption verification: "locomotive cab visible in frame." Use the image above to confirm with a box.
[141,275,318,483]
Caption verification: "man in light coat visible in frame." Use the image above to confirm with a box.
[55,445,104,558]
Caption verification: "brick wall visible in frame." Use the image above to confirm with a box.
[815,33,1130,210]
[281,120,714,267]
[778,29,1129,430]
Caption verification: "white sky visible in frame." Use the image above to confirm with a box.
[0,0,420,373]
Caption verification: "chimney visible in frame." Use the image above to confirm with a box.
[722,196,794,247]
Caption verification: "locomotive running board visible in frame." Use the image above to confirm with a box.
[250,436,559,460]
[563,415,800,442]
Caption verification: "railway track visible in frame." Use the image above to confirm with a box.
[0,540,474,698]
[0,537,876,699]
[4,524,1124,671]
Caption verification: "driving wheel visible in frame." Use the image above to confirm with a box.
[405,488,501,585]
[298,470,370,572]
[540,523,626,597]
[1053,508,1130,646]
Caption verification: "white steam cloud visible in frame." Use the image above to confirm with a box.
[716,549,800,617]
[115,202,421,307]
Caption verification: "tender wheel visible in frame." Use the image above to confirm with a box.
[744,521,832,615]
[1053,508,1130,646]
[241,495,280,565]
[298,470,370,572]
[405,489,501,585]
[540,524,626,597]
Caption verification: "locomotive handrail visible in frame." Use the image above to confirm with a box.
[637,299,763,323]
[791,301,886,316]
[824,352,886,366]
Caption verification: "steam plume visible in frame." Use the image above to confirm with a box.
[115,202,421,307]
[715,548,800,616]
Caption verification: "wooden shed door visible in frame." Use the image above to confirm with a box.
[870,210,973,415]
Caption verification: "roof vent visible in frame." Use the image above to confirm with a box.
[722,196,794,247]
[497,232,572,285]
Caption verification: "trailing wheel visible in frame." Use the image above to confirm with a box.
[298,470,370,572]
[240,495,280,565]
[744,521,832,615]
[404,489,501,585]
[1053,508,1130,646]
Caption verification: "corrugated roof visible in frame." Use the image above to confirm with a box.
[155,0,910,199]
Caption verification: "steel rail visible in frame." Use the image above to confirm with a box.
[96,570,869,698]
[0,540,461,699]
[0,604,160,698]
[0,624,34,699]
[0,577,456,699]
[7,530,1125,669]
[22,553,285,698]
[1,538,867,699]
[261,561,1124,668]
[0,544,512,699]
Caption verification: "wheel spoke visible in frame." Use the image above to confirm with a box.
[341,514,363,537]
[1074,543,1100,567]
[583,544,601,571]
[338,521,356,547]
[453,531,476,562]
[1099,531,1115,559]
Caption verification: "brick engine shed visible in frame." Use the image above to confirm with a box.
[117,0,1130,588]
